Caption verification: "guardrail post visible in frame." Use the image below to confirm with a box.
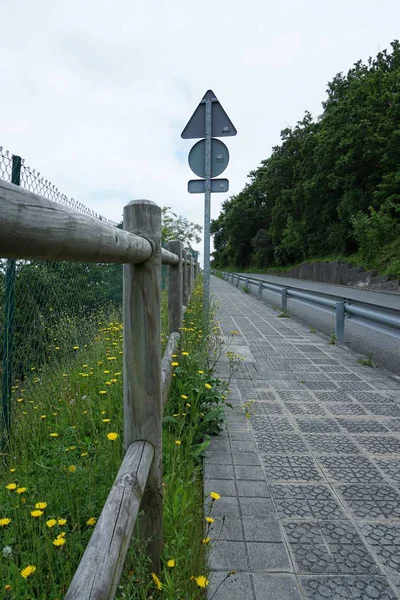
[182,249,188,306]
[167,240,183,333]
[190,255,194,292]
[258,281,263,300]
[245,277,250,290]
[236,275,240,288]
[123,199,162,574]
[335,301,345,344]
[281,288,288,312]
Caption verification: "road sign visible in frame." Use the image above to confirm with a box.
[188,179,229,194]
[181,90,237,139]
[188,138,229,178]
[181,90,236,312]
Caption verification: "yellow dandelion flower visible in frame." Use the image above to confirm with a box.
[182,351,189,356]
[4,584,11,591]
[202,537,211,544]
[205,517,214,523]
[194,575,209,588]
[20,565,36,579]
[31,510,43,518]
[5,483,17,491]
[181,394,188,399]
[172,354,178,357]
[102,418,111,423]
[46,519,57,528]
[16,487,27,494]
[99,391,107,395]
[205,383,212,389]
[68,465,76,473]
[86,517,96,526]
[16,398,24,403]
[57,531,66,538]
[151,572,162,590]
[58,518,67,526]
[107,432,119,441]
[0,518,11,527]
[73,346,79,350]
[167,559,175,568]
[35,502,47,509]
[198,370,204,374]
[50,432,58,437]
[9,468,16,473]
[81,452,88,457]
[40,415,46,419]
[171,361,179,367]
[175,440,181,445]
[210,492,221,501]
[53,537,66,547]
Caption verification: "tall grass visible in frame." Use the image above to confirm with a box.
[0,278,231,599]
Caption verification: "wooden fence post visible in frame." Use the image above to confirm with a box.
[167,240,183,333]
[123,199,162,574]
[190,255,195,291]
[182,248,188,306]
[187,253,192,294]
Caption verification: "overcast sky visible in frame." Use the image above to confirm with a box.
[1,0,399,260]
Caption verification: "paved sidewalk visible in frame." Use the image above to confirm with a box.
[205,275,400,600]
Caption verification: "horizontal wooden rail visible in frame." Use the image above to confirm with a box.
[161,248,179,265]
[0,180,153,264]
[65,441,154,600]
[161,331,181,407]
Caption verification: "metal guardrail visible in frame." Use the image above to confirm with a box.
[216,271,400,344]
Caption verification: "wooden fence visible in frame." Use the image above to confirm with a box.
[0,180,200,599]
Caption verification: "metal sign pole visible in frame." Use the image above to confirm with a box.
[203,96,212,312]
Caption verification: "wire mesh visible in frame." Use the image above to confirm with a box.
[0,148,123,445]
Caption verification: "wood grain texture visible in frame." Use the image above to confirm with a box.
[123,199,163,573]
[161,331,180,407]
[0,180,152,264]
[167,240,183,334]
[182,249,188,306]
[65,441,154,600]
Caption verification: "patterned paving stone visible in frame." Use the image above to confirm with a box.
[261,455,324,482]
[209,278,400,596]
[299,575,397,599]
[354,435,400,455]
[335,418,389,433]
[303,434,362,455]
[256,433,310,455]
[318,456,386,483]
[295,418,342,433]
[373,457,400,482]
[251,414,296,433]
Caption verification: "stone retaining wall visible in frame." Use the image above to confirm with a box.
[268,260,400,293]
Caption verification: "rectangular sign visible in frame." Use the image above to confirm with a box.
[188,178,229,194]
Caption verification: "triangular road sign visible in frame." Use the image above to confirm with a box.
[181,89,237,139]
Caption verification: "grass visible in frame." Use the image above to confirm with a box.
[357,353,377,368]
[0,278,232,599]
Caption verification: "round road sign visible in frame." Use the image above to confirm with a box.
[188,138,229,178]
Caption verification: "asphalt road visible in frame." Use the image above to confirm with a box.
[232,272,400,375]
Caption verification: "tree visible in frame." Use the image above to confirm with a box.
[161,207,202,248]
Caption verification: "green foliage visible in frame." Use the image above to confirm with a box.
[162,207,202,249]
[211,41,400,274]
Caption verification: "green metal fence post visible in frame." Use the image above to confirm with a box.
[1,155,21,440]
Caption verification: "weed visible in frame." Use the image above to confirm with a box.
[357,353,376,368]
[241,285,250,294]
[278,310,290,318]
[310,327,317,333]
[328,333,337,345]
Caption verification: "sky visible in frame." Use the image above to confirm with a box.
[1,0,399,262]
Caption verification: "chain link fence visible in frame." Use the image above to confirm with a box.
[0,148,123,446]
